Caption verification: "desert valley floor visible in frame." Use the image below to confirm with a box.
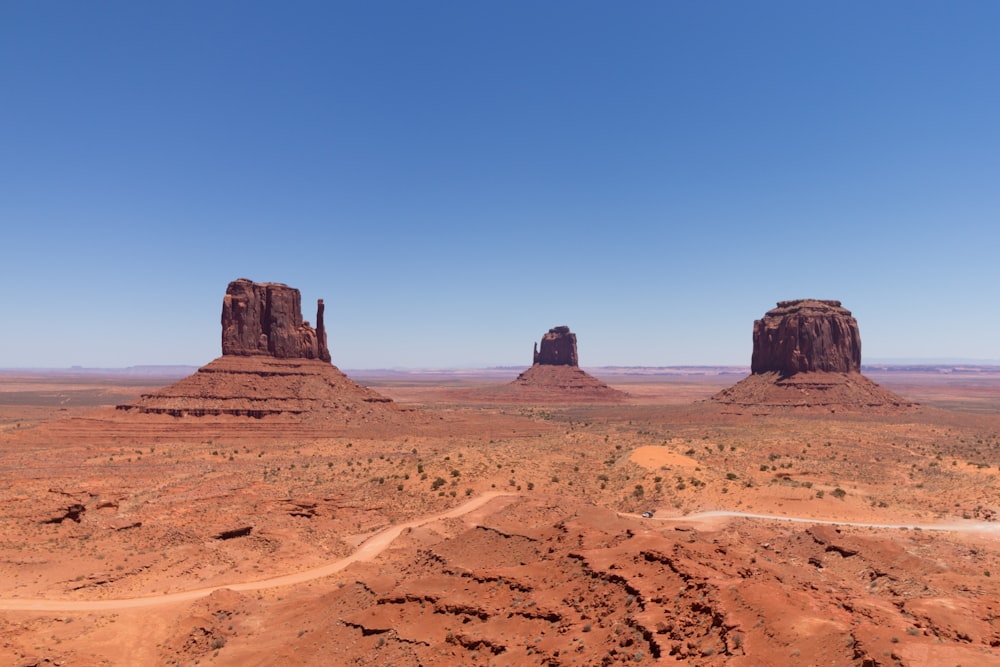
[1,368,999,666]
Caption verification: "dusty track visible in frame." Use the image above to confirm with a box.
[0,492,515,612]
[653,509,1000,534]
[4,496,998,613]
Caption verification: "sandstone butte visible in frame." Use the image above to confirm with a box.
[712,299,913,412]
[507,325,628,402]
[117,278,396,421]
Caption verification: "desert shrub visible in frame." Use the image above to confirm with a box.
[431,477,446,490]
[832,487,847,499]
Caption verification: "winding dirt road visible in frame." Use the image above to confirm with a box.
[3,494,997,613]
[0,492,515,613]
[653,509,1000,533]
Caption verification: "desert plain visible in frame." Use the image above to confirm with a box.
[1,366,999,666]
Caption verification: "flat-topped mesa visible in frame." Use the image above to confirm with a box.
[221,278,331,362]
[533,326,579,367]
[751,299,861,376]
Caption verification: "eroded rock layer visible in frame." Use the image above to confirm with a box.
[712,371,912,412]
[118,356,393,420]
[508,364,627,402]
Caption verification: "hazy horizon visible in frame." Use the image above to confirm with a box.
[4,358,1000,375]
[3,2,998,368]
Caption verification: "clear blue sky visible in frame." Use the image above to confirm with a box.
[2,2,998,368]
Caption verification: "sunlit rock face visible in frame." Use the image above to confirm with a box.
[532,326,579,367]
[221,278,331,362]
[751,300,861,376]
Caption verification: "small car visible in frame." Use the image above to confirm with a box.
[641,511,654,518]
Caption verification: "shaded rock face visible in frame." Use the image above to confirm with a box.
[751,300,861,376]
[221,279,331,362]
[533,326,579,367]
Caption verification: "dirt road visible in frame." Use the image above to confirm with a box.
[0,492,515,612]
[3,495,997,613]
[648,509,1000,533]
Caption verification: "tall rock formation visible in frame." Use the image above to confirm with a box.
[221,279,331,362]
[533,326,579,367]
[480,326,626,403]
[713,299,912,412]
[118,279,395,421]
[751,300,861,376]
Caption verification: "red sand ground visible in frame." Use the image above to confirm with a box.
[1,368,999,666]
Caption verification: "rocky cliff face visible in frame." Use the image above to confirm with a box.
[751,300,861,376]
[221,279,331,362]
[533,326,579,367]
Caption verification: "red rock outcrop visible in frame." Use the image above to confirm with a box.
[713,299,913,412]
[511,326,625,402]
[455,326,626,403]
[221,279,330,362]
[533,326,579,366]
[751,300,860,375]
[118,279,395,421]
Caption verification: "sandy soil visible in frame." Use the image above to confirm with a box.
[1,369,999,666]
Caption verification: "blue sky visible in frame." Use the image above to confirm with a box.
[2,2,998,368]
